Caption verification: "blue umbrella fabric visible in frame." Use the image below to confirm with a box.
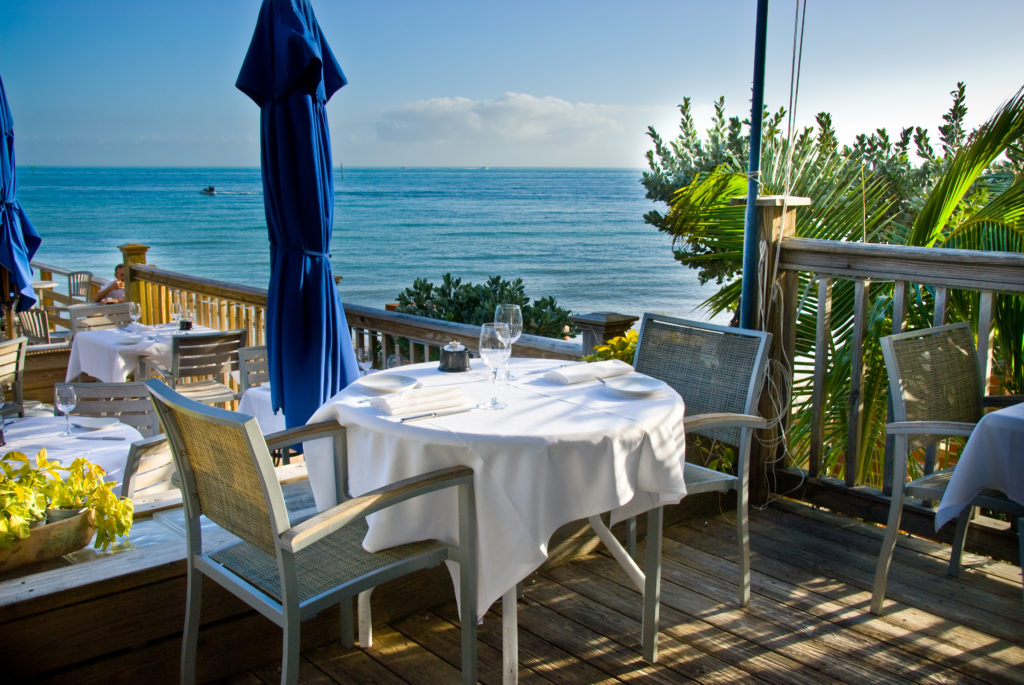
[237,0,358,429]
[0,74,42,312]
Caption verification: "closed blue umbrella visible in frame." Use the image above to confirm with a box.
[237,0,358,429]
[0,74,42,318]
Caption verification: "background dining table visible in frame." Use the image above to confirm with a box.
[238,383,286,434]
[302,357,687,620]
[1,415,141,485]
[65,323,213,383]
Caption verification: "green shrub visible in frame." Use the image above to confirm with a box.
[396,273,578,339]
[583,329,638,363]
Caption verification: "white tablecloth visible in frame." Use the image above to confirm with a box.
[238,384,286,434]
[66,323,213,383]
[304,357,687,616]
[1,416,142,485]
[935,402,1024,529]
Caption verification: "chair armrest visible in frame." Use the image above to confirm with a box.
[982,394,1024,409]
[686,412,767,432]
[142,358,172,382]
[886,421,975,438]
[279,465,474,554]
[264,420,345,452]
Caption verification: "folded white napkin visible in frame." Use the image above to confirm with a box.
[369,386,469,416]
[545,359,634,384]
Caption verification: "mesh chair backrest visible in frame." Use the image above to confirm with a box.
[0,337,27,406]
[147,380,286,555]
[633,315,770,447]
[171,330,247,383]
[69,303,133,334]
[17,309,51,344]
[67,381,161,437]
[238,346,269,392]
[882,322,983,451]
[68,271,93,298]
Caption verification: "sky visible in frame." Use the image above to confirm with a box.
[1,0,1023,169]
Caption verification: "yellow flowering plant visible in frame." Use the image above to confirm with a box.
[583,329,638,364]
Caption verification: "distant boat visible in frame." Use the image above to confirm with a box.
[200,186,216,195]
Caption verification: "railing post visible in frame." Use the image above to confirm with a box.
[570,312,638,357]
[734,196,811,504]
[118,243,150,306]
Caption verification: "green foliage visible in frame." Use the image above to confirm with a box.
[396,273,578,339]
[583,329,638,363]
[0,449,134,550]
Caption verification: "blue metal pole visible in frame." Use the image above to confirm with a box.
[740,0,770,330]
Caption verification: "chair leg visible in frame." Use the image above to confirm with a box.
[340,597,355,648]
[948,505,973,577]
[358,589,373,648]
[281,607,301,685]
[181,565,203,685]
[736,485,751,607]
[1017,516,1024,607]
[641,505,663,663]
[871,485,907,615]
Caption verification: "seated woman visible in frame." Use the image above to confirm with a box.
[94,264,126,304]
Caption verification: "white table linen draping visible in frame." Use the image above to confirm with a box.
[238,384,287,434]
[65,323,213,383]
[2,416,142,485]
[935,402,1024,530]
[303,357,686,617]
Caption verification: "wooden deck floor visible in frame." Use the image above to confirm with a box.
[216,500,1024,684]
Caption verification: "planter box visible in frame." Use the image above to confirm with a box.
[0,509,96,573]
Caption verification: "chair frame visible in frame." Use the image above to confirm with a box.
[146,379,478,684]
[630,313,771,608]
[67,302,133,335]
[0,337,28,418]
[67,270,93,300]
[238,345,269,393]
[871,321,1024,613]
[62,381,160,437]
[147,329,247,405]
[17,307,70,346]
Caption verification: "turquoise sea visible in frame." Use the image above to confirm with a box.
[15,167,722,324]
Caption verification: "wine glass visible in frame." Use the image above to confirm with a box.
[128,301,142,331]
[386,351,408,369]
[356,347,373,376]
[55,383,77,437]
[494,304,523,380]
[170,302,182,326]
[478,322,510,410]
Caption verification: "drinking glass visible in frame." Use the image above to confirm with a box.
[170,302,182,326]
[386,351,408,369]
[478,322,510,410]
[356,347,373,376]
[128,301,142,330]
[494,304,523,380]
[55,383,77,437]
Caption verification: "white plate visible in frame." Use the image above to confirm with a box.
[356,373,418,394]
[71,417,120,430]
[603,374,667,397]
[118,335,143,344]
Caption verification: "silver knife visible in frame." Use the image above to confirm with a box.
[76,435,127,441]
[399,407,473,422]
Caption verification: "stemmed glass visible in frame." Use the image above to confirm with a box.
[128,301,142,331]
[478,322,511,410]
[55,383,77,437]
[494,304,523,381]
[356,347,373,376]
[170,302,182,327]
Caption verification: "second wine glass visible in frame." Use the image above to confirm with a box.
[494,304,523,381]
[356,347,373,376]
[128,301,142,331]
[55,383,77,437]
[478,322,511,410]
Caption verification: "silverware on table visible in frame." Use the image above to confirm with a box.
[398,407,473,423]
[76,435,127,441]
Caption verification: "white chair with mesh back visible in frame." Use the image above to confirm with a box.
[145,379,478,685]
[67,270,93,300]
[146,329,247,406]
[68,302,133,335]
[871,321,1024,614]
[61,381,160,437]
[630,313,771,607]
[0,337,28,418]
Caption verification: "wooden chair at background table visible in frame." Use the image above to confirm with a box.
[238,345,269,392]
[872,321,1024,614]
[629,313,771,607]
[0,336,27,418]
[67,302,132,336]
[17,307,71,346]
[66,270,93,301]
[60,381,161,437]
[146,379,479,685]
[145,329,247,407]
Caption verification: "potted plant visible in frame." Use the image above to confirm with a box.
[0,449,134,572]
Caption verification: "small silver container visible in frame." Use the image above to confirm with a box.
[439,340,470,372]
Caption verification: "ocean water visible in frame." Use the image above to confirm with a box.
[15,167,723,324]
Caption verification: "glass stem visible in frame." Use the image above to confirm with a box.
[491,368,498,406]
[65,413,71,435]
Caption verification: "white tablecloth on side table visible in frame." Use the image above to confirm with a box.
[935,402,1024,530]
[238,384,286,434]
[66,324,213,383]
[1,416,142,486]
[303,357,687,617]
